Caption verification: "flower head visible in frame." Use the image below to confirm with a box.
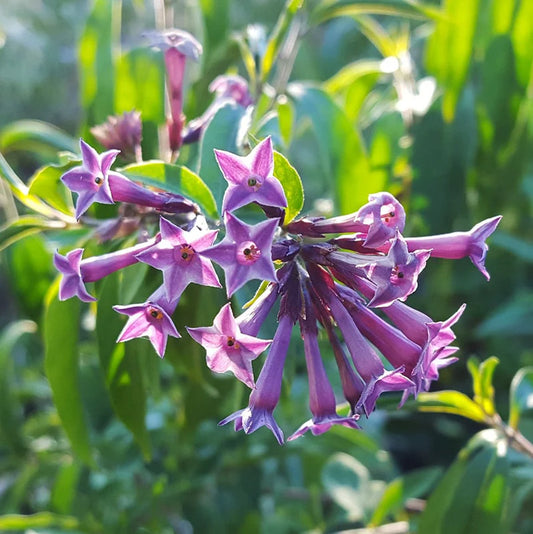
[187,303,272,388]
[215,136,287,213]
[135,218,220,301]
[61,139,118,219]
[54,248,96,302]
[113,287,180,358]
[202,212,279,297]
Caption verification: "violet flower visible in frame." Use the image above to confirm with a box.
[202,212,279,297]
[113,286,180,358]
[135,217,220,301]
[214,136,288,213]
[288,288,360,440]
[363,231,431,307]
[146,28,202,151]
[61,139,119,219]
[219,314,294,444]
[54,238,158,302]
[236,282,279,336]
[402,216,502,280]
[187,303,272,388]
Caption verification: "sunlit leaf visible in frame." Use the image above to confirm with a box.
[0,216,66,252]
[273,150,304,223]
[467,356,499,417]
[121,161,218,218]
[416,390,488,423]
[44,281,93,464]
[324,59,382,95]
[509,367,533,429]
[28,163,76,215]
[0,512,79,531]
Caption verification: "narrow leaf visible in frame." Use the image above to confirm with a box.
[44,281,92,464]
[273,150,304,223]
[509,367,533,429]
[416,390,488,423]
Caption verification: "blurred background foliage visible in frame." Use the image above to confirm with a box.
[0,0,532,532]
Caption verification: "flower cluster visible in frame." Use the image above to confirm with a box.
[56,130,501,444]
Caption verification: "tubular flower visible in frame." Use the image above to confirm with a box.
[55,127,501,441]
[188,303,272,389]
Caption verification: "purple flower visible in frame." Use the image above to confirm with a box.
[403,216,502,280]
[113,286,180,358]
[146,28,203,151]
[219,314,294,444]
[214,136,287,213]
[202,212,279,297]
[236,282,279,336]
[135,218,220,301]
[90,110,143,161]
[288,289,360,440]
[364,231,431,307]
[54,238,158,302]
[187,303,272,388]
[61,139,119,219]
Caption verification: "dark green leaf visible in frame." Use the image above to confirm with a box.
[121,161,218,219]
[0,120,78,154]
[509,367,533,429]
[96,272,151,459]
[477,292,533,337]
[44,282,92,464]
[197,102,250,213]
[370,466,442,525]
[273,150,304,223]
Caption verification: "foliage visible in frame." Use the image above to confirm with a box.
[1,0,532,532]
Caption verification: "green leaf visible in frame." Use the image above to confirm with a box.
[511,0,533,88]
[419,431,510,534]
[322,452,384,522]
[310,0,442,26]
[197,102,250,213]
[0,512,79,531]
[121,161,218,219]
[509,367,533,429]
[0,320,36,453]
[416,390,488,423]
[28,162,76,215]
[370,466,442,526]
[79,0,118,126]
[96,272,151,459]
[260,0,304,84]
[425,0,481,121]
[288,84,379,214]
[0,216,66,252]
[324,59,382,95]
[477,292,533,337]
[467,356,499,417]
[0,120,78,154]
[44,281,92,464]
[51,462,81,514]
[273,150,304,223]
[115,47,165,123]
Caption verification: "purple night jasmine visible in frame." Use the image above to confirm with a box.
[61,139,119,219]
[54,237,158,302]
[202,212,279,297]
[135,218,221,301]
[214,136,287,213]
[187,303,272,388]
[402,216,502,280]
[113,286,180,358]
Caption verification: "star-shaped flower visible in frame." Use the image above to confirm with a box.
[53,248,96,302]
[214,136,287,213]
[187,303,272,388]
[61,139,119,219]
[113,288,180,358]
[365,231,431,307]
[135,218,221,301]
[202,212,279,297]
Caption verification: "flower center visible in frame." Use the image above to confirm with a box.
[236,241,261,265]
[94,175,104,186]
[380,205,396,225]
[177,244,195,263]
[246,174,263,191]
[148,306,163,320]
[391,265,405,284]
[226,336,240,349]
